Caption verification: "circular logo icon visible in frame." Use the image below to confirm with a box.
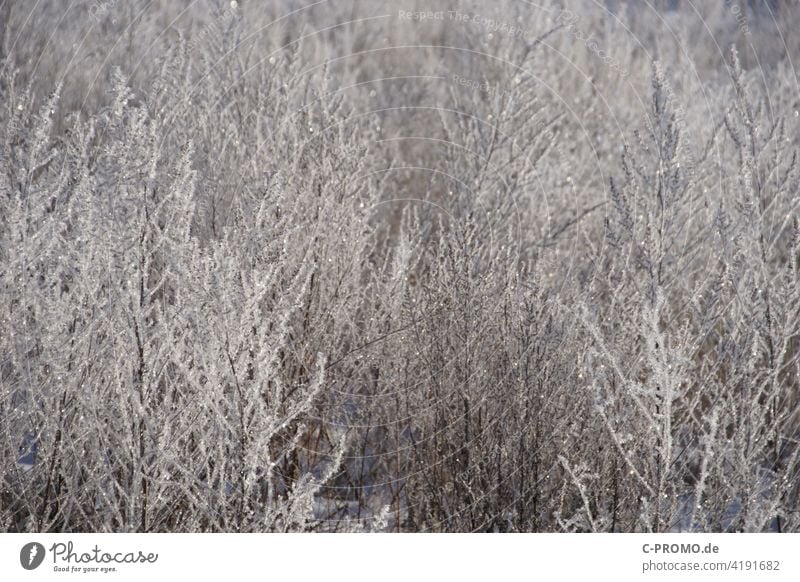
[20,542,46,570]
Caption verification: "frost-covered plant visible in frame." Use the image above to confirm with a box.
[1,0,799,532]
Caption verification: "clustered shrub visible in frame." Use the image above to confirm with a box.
[1,0,799,532]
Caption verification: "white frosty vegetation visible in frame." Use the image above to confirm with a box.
[0,0,799,532]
